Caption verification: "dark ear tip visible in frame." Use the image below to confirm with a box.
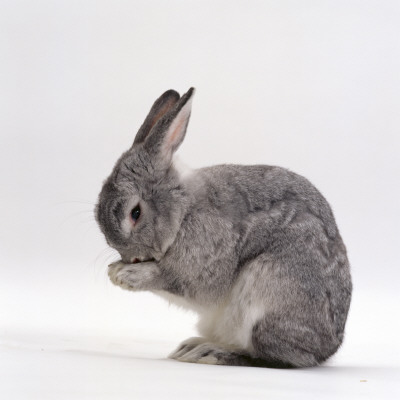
[180,87,195,104]
[162,89,180,101]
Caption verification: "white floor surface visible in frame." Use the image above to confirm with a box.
[1,330,399,400]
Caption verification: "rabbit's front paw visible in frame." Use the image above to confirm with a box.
[108,261,161,291]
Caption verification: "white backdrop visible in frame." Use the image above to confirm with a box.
[1,0,400,371]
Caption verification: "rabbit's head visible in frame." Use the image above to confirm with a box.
[96,88,195,263]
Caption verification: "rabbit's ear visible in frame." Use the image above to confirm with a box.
[133,89,180,146]
[144,87,195,168]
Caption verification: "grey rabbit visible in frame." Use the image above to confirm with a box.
[95,88,352,367]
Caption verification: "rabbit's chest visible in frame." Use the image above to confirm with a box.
[153,290,205,313]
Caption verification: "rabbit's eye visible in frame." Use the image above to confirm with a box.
[130,204,141,224]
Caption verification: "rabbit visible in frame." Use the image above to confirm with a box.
[95,87,352,368]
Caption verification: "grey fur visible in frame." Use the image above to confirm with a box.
[95,88,352,368]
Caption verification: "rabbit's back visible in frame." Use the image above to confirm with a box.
[184,164,352,339]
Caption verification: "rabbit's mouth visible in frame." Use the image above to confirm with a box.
[130,257,156,264]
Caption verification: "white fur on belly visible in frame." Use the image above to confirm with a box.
[197,301,265,351]
[197,262,270,352]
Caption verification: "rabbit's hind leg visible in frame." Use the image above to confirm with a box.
[168,337,208,360]
[252,312,340,368]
